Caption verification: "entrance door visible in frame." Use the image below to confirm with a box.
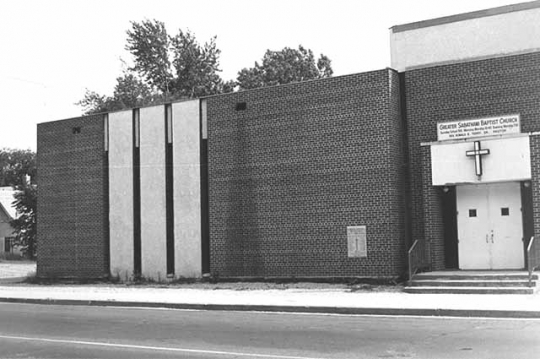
[489,183,524,269]
[457,182,524,270]
[457,185,490,269]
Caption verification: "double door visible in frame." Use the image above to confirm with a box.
[457,182,524,270]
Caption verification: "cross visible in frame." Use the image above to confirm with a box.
[466,141,490,177]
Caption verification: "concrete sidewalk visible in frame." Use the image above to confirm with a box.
[0,283,539,318]
[1,261,539,318]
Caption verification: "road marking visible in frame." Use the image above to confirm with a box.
[0,334,327,359]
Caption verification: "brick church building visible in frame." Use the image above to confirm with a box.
[37,2,540,280]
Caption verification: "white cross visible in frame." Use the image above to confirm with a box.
[466,141,490,177]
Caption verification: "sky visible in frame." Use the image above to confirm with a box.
[0,0,529,150]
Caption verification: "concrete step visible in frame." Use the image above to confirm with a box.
[409,279,536,288]
[404,286,536,295]
[413,273,538,281]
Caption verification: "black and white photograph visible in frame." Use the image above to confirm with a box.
[1,1,540,358]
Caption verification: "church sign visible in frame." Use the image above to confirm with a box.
[437,115,520,141]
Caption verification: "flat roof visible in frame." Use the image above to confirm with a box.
[391,0,540,33]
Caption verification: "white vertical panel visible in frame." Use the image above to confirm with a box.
[172,100,201,278]
[201,99,207,140]
[108,110,134,280]
[139,105,167,280]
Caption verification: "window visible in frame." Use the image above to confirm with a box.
[235,102,247,111]
[469,209,477,217]
[4,237,13,253]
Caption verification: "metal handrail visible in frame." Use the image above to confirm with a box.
[527,236,539,287]
[408,240,420,282]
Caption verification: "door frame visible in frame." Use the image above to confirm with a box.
[521,181,534,269]
[442,186,458,269]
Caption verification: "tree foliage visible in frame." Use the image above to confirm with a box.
[236,45,333,90]
[169,30,234,97]
[113,71,155,108]
[78,20,231,114]
[126,20,173,94]
[10,183,37,259]
[77,20,334,114]
[0,148,37,259]
[0,148,36,187]
[77,70,157,114]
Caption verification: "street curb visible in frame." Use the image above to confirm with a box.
[0,297,539,319]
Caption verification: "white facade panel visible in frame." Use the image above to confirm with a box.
[391,7,540,71]
[172,100,202,278]
[431,136,531,186]
[139,105,167,280]
[108,110,134,279]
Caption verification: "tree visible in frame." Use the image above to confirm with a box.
[127,21,232,98]
[0,148,36,187]
[76,90,117,115]
[79,19,232,114]
[77,70,157,115]
[10,183,37,259]
[0,148,37,259]
[236,45,333,90]
[125,20,173,94]
[113,71,154,108]
[169,30,233,98]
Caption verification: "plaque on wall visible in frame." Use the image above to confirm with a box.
[347,226,367,258]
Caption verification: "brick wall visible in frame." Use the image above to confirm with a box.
[207,70,406,278]
[405,51,540,269]
[37,115,108,278]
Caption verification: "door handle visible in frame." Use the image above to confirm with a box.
[491,231,494,243]
[486,234,488,243]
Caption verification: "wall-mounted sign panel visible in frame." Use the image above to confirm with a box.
[347,226,367,258]
[431,135,531,185]
[437,115,520,141]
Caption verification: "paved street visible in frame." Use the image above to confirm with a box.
[0,303,539,359]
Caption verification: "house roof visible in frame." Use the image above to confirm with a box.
[0,187,17,220]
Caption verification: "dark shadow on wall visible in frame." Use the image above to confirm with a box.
[217,112,264,277]
[237,116,264,277]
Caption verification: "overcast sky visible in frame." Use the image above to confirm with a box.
[0,0,528,150]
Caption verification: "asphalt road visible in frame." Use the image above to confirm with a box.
[0,303,539,359]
